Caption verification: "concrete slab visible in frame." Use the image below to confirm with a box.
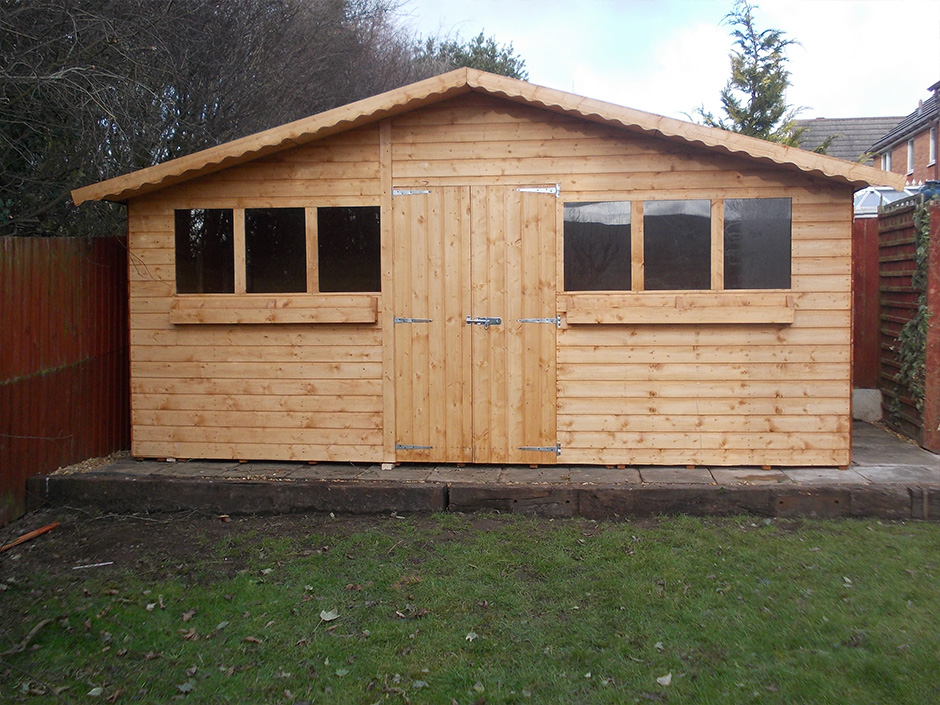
[289,464,368,480]
[851,423,940,468]
[639,467,714,484]
[427,466,503,483]
[710,467,791,485]
[566,467,641,485]
[780,467,868,484]
[148,462,233,478]
[853,466,940,484]
[498,467,571,484]
[357,465,432,482]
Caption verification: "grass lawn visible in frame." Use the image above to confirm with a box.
[1,510,939,703]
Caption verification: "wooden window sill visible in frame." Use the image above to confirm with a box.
[560,292,794,325]
[170,293,378,324]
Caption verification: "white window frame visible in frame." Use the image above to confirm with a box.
[929,127,937,166]
[907,139,915,174]
[882,151,892,171]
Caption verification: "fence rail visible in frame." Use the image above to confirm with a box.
[1,236,129,525]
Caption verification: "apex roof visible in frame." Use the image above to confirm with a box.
[72,68,905,205]
[870,88,940,153]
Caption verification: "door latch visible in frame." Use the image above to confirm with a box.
[465,316,502,329]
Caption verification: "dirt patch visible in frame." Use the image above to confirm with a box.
[51,450,130,475]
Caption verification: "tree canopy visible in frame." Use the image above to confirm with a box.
[696,0,803,146]
[0,0,526,238]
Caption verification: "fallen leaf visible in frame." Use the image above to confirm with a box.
[656,673,672,687]
[185,666,198,677]
[261,568,273,575]
[335,668,349,677]
[345,583,362,591]
[106,688,124,703]
[466,631,478,642]
[88,687,104,697]
[145,603,156,612]
[182,609,196,622]
[177,681,195,694]
[654,641,664,652]
[413,680,429,690]
[472,681,485,693]
[320,609,339,622]
[244,636,262,644]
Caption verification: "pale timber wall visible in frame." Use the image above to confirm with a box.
[391,94,852,467]
[126,92,853,466]
[128,127,385,462]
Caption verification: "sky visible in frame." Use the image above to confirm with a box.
[399,0,940,121]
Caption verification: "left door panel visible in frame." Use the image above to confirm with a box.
[392,187,473,462]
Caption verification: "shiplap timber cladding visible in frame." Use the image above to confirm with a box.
[76,69,905,467]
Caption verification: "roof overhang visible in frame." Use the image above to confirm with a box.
[72,68,906,206]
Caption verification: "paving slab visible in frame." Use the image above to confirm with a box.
[710,468,791,485]
[427,466,503,483]
[639,467,714,484]
[853,465,940,484]
[498,467,571,484]
[566,467,641,485]
[781,467,869,484]
[357,465,433,482]
[288,464,368,480]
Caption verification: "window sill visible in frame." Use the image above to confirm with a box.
[560,292,795,325]
[170,293,378,324]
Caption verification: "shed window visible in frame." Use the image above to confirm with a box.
[174,209,234,294]
[245,207,306,293]
[563,201,631,290]
[643,199,711,290]
[724,198,791,289]
[317,206,381,292]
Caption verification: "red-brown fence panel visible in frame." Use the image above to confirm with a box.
[878,199,940,451]
[0,236,129,526]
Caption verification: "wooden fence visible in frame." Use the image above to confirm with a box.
[1,236,129,526]
[878,198,940,451]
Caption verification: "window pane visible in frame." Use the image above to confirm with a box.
[318,206,381,292]
[174,209,234,293]
[724,198,791,289]
[245,208,307,293]
[563,201,631,290]
[643,200,711,290]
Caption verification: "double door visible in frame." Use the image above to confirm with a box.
[393,185,557,464]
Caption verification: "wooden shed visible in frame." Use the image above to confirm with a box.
[73,69,905,469]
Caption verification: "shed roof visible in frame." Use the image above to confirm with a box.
[72,68,905,205]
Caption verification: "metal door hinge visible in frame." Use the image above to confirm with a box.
[517,184,560,198]
[392,188,431,197]
[395,443,433,450]
[466,316,502,329]
[518,443,561,455]
[394,317,432,324]
[518,316,561,327]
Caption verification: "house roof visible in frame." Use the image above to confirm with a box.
[71,68,906,205]
[870,89,940,153]
[795,116,903,164]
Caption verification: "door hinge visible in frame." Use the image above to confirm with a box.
[466,316,502,329]
[392,188,431,197]
[395,443,433,450]
[394,317,432,324]
[518,443,561,455]
[517,184,560,198]
[518,316,561,327]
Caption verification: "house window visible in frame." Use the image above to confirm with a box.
[245,208,307,293]
[317,206,381,292]
[563,201,631,290]
[724,198,791,289]
[643,199,711,290]
[174,209,234,293]
[930,128,937,166]
[907,139,915,174]
[882,152,892,171]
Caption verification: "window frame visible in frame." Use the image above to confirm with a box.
[561,196,795,325]
[929,127,937,167]
[170,203,381,325]
[907,139,915,174]
[882,151,892,171]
